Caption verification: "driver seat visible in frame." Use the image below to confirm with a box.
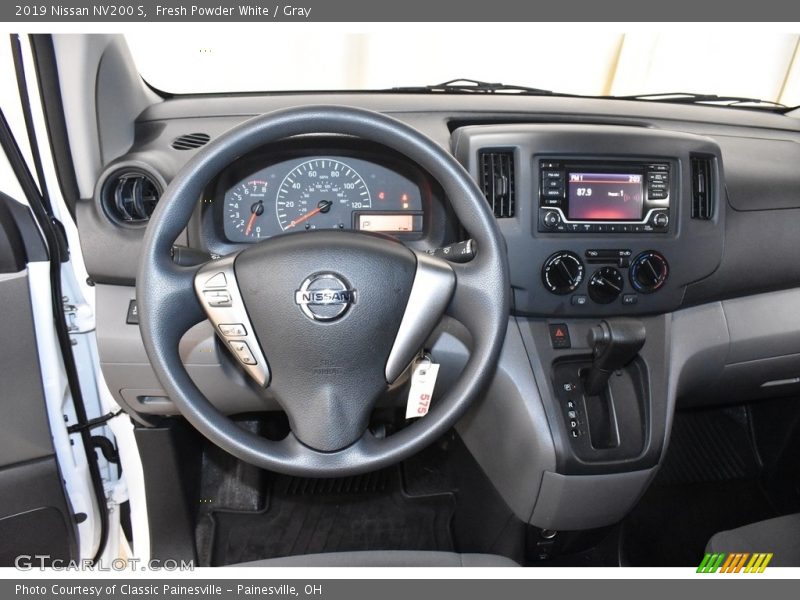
[236,551,520,567]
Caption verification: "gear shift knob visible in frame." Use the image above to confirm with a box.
[584,319,646,396]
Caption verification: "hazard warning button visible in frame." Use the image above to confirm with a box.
[548,323,571,349]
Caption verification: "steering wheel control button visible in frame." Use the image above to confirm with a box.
[548,323,571,349]
[294,273,355,321]
[229,341,257,365]
[204,272,227,289]
[219,323,247,337]
[204,290,232,307]
[194,253,270,387]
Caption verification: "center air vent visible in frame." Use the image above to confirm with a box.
[100,168,163,225]
[690,156,714,220]
[479,150,515,218]
[171,132,210,150]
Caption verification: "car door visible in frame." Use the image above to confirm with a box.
[0,187,78,566]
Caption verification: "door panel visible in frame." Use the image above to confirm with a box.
[0,191,77,565]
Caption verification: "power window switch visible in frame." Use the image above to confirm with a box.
[229,341,257,365]
[219,323,247,337]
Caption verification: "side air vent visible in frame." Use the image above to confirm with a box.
[171,132,210,150]
[479,150,515,218]
[690,156,714,220]
[100,169,163,225]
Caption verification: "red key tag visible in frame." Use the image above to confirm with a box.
[406,355,440,419]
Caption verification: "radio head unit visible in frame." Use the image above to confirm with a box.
[538,159,671,233]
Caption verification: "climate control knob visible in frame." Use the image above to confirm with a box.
[630,251,669,293]
[588,267,624,304]
[542,251,584,295]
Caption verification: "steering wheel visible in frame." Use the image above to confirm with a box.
[137,106,509,477]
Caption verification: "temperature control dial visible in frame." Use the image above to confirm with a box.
[542,251,584,295]
[588,267,624,304]
[630,251,669,293]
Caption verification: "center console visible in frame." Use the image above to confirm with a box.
[454,123,724,317]
[451,123,726,532]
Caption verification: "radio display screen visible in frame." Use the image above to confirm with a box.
[567,172,644,221]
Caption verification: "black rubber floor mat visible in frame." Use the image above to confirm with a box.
[656,406,761,485]
[622,479,776,566]
[621,407,774,566]
[206,468,455,566]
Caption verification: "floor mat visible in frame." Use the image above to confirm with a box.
[656,406,761,485]
[622,479,775,566]
[202,468,455,566]
[621,406,777,567]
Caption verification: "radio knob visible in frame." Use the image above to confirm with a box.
[630,251,669,293]
[542,251,584,295]
[652,212,669,228]
[588,267,624,304]
[543,210,561,229]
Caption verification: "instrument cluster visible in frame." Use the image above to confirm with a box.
[218,155,424,243]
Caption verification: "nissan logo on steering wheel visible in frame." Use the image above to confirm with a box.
[294,273,356,321]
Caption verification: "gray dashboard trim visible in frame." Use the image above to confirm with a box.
[673,288,800,407]
[138,94,800,134]
[453,319,558,523]
[530,468,657,531]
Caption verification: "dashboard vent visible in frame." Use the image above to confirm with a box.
[479,150,515,218]
[171,132,210,150]
[691,156,714,220]
[101,170,162,224]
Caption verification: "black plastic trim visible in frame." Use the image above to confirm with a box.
[133,421,200,563]
[30,35,80,219]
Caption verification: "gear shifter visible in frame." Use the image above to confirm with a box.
[583,318,646,396]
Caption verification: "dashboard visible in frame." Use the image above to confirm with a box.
[64,34,800,540]
[82,90,800,524]
[83,94,800,316]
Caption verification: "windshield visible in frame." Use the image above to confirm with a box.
[126,29,800,107]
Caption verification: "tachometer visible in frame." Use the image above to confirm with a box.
[225,179,270,240]
[275,159,370,231]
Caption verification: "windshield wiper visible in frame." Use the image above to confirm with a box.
[612,92,788,110]
[389,78,556,96]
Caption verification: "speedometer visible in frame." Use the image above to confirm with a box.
[275,159,370,231]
